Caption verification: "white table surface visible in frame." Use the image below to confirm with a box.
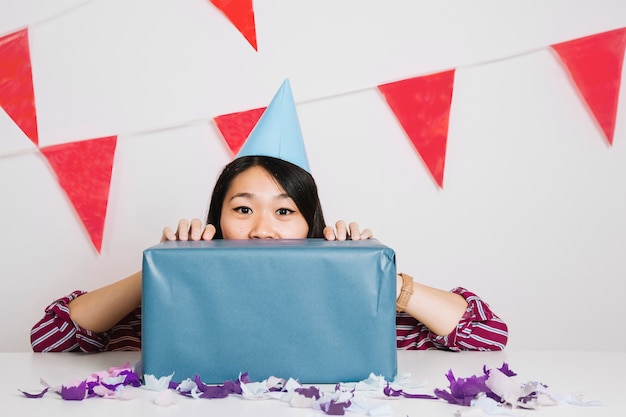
[3,350,625,416]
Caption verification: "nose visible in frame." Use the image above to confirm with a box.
[249,215,278,239]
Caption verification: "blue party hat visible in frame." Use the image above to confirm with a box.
[236,79,311,173]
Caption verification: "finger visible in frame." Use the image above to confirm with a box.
[361,228,374,240]
[348,222,360,241]
[202,224,217,240]
[161,226,176,242]
[190,218,203,240]
[177,219,190,241]
[323,226,336,241]
[335,220,348,241]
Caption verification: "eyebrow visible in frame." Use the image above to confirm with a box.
[228,192,292,202]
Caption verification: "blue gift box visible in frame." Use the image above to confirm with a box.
[142,238,397,383]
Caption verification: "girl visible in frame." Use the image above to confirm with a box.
[31,155,508,352]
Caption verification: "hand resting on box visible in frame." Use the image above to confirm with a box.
[161,218,373,242]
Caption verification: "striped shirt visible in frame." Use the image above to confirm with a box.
[31,291,142,352]
[31,288,507,352]
[396,288,508,351]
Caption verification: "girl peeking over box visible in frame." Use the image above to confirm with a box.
[31,81,508,353]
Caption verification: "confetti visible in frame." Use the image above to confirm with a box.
[435,362,602,415]
[19,362,141,401]
[18,361,602,416]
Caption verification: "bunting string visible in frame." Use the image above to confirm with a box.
[2,28,622,159]
[0,0,94,39]
[0,1,623,253]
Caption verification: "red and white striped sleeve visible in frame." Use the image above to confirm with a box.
[30,291,107,352]
[396,287,508,351]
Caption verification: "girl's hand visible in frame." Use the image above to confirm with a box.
[161,218,217,241]
[323,220,373,241]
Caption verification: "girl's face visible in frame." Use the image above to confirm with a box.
[220,165,309,239]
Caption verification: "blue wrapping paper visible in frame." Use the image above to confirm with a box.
[142,238,397,383]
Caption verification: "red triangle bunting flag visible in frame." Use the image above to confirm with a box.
[214,107,266,154]
[378,70,456,188]
[551,27,626,145]
[210,0,258,51]
[0,28,39,146]
[40,136,118,253]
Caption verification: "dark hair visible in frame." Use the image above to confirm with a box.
[206,156,326,238]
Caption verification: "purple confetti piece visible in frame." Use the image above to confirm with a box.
[86,380,102,398]
[518,391,540,406]
[239,372,251,384]
[435,362,530,406]
[228,379,243,395]
[100,381,122,391]
[383,383,438,400]
[433,387,461,405]
[120,370,142,387]
[497,363,517,377]
[193,375,241,399]
[295,386,321,400]
[61,380,87,401]
[199,385,230,399]
[434,369,490,406]
[322,400,351,416]
[383,383,402,398]
[18,388,49,399]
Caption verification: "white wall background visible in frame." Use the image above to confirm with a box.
[1,0,625,352]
